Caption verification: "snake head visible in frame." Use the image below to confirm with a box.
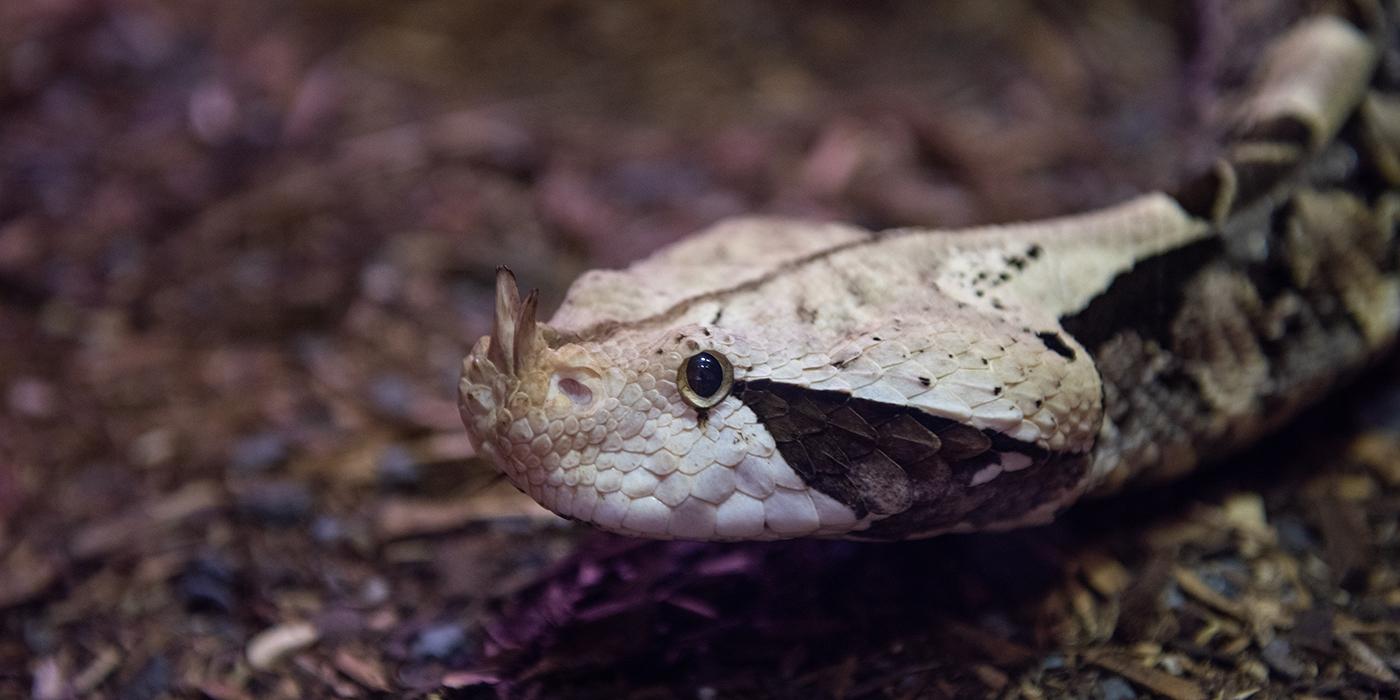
[458,267,865,540]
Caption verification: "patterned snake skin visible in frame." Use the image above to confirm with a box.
[459,5,1400,540]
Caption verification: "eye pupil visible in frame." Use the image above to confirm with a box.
[678,349,732,409]
[685,352,724,398]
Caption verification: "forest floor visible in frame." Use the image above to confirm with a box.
[2,1,1399,698]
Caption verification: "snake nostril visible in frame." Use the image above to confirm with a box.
[557,377,594,406]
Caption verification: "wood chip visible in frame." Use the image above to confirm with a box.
[1332,474,1377,501]
[71,647,121,693]
[944,622,1035,665]
[1223,493,1267,526]
[1307,488,1374,586]
[441,671,501,688]
[375,483,558,540]
[247,621,319,670]
[973,664,1008,690]
[1173,568,1248,620]
[333,649,389,692]
[1338,632,1399,684]
[1348,432,1400,486]
[1082,552,1132,597]
[30,657,63,700]
[1087,651,1206,700]
[0,543,57,608]
[70,480,223,560]
[418,431,477,462]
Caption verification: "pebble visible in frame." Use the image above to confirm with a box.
[235,480,313,525]
[24,618,57,655]
[310,515,346,545]
[246,621,319,670]
[1275,516,1316,553]
[229,432,289,473]
[120,655,171,700]
[129,428,175,467]
[1097,675,1137,700]
[360,576,390,606]
[360,261,402,303]
[1163,583,1186,610]
[376,444,421,488]
[410,622,468,661]
[1200,570,1241,599]
[7,376,56,418]
[1260,639,1305,679]
[369,375,414,418]
[178,556,236,613]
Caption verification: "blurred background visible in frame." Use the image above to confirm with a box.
[10,1,1400,699]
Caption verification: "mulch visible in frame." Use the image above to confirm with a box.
[3,1,1398,698]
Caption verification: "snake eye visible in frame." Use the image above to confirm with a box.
[678,350,733,410]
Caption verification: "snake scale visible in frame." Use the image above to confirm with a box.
[459,5,1400,541]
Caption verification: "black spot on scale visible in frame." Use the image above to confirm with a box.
[918,377,931,387]
[1035,331,1076,361]
[1058,235,1222,352]
[1026,244,1042,259]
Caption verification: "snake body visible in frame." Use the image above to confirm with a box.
[459,9,1400,540]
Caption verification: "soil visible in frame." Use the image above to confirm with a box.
[3,1,1399,698]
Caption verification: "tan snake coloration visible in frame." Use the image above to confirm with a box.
[459,7,1400,540]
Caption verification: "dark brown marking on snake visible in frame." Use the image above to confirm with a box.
[1035,331,1076,361]
[1083,122,1399,490]
[1060,235,1224,352]
[1173,163,1229,220]
[1074,134,1370,360]
[735,379,1088,538]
